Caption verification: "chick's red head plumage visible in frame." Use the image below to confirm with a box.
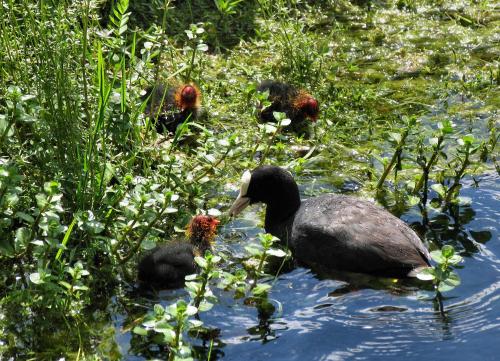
[186,215,220,247]
[293,91,319,122]
[174,83,201,111]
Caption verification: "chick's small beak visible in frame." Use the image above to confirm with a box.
[229,195,251,217]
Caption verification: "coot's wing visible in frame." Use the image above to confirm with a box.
[292,195,430,276]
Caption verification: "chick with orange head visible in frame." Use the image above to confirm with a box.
[145,83,202,134]
[257,80,319,135]
[137,215,219,289]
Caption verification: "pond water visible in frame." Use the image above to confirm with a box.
[117,171,499,360]
[107,2,500,360]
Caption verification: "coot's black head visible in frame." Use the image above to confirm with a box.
[229,165,301,217]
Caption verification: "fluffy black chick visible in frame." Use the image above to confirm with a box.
[257,80,319,134]
[137,215,219,289]
[145,83,201,134]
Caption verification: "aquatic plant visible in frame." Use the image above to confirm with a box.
[417,245,463,293]
[417,244,463,317]
[134,233,287,358]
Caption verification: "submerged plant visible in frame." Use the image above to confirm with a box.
[417,245,463,316]
[134,300,201,361]
[243,233,289,317]
[134,251,218,360]
[375,115,418,190]
[414,119,454,206]
[430,134,482,208]
[417,245,462,292]
[186,252,221,311]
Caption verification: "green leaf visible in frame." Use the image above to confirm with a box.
[188,319,203,328]
[154,321,173,333]
[161,329,177,343]
[194,257,207,268]
[133,326,148,336]
[461,134,475,145]
[264,123,277,133]
[73,285,89,291]
[15,227,31,248]
[441,245,454,259]
[280,118,291,127]
[439,120,454,134]
[197,300,214,312]
[267,248,287,258]
[244,245,261,256]
[16,212,35,224]
[252,283,271,296]
[430,183,446,197]
[141,238,157,251]
[185,274,198,281]
[44,181,60,195]
[407,195,420,207]
[438,272,460,292]
[429,137,439,146]
[416,267,435,281]
[0,238,14,257]
[29,272,44,285]
[430,250,445,264]
[445,271,461,286]
[389,132,402,143]
[35,194,48,208]
[448,254,463,265]
[58,281,72,290]
[153,304,165,316]
[0,115,14,138]
[197,43,208,52]
[185,305,198,316]
[176,299,188,313]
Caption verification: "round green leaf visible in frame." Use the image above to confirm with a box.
[416,267,435,281]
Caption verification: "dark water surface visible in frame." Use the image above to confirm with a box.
[118,172,499,360]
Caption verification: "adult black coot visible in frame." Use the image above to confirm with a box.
[138,215,219,289]
[229,166,430,278]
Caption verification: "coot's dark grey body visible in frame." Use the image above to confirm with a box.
[138,242,198,289]
[229,166,430,278]
[273,195,430,278]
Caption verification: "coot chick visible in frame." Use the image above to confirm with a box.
[138,215,219,289]
[229,166,430,278]
[257,80,319,134]
[145,83,201,134]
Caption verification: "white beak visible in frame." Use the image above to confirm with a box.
[229,195,251,217]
